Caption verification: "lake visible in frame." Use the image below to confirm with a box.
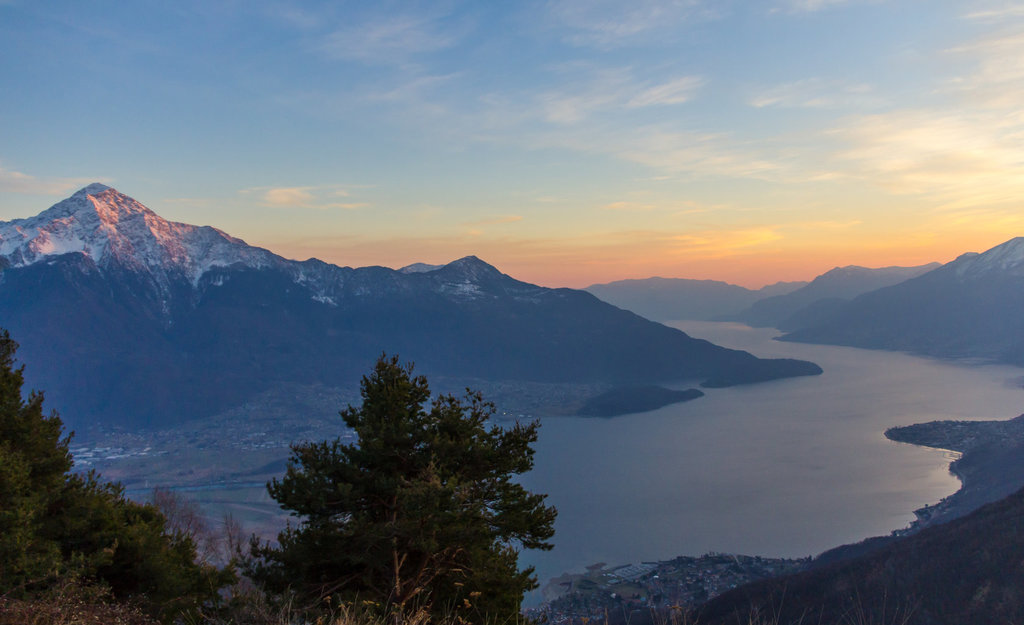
[519,321,1024,595]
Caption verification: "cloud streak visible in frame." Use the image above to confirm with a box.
[750,78,882,109]
[320,11,461,65]
[779,0,879,13]
[0,166,105,196]
[546,0,719,48]
[241,185,368,210]
[463,215,523,226]
[829,109,1024,208]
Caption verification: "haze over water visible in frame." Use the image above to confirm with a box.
[521,321,1024,590]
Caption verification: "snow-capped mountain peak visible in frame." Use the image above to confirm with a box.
[74,182,113,196]
[0,184,280,285]
[398,262,444,274]
[952,237,1024,279]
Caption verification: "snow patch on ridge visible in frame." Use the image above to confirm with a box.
[440,280,484,299]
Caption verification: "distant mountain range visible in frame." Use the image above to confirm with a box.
[588,240,1024,369]
[585,277,806,322]
[734,262,941,329]
[585,263,940,327]
[0,185,821,429]
[779,238,1024,365]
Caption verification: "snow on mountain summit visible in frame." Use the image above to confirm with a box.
[0,184,280,284]
[0,185,540,312]
[952,237,1024,279]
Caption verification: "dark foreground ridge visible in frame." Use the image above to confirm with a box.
[694,483,1024,625]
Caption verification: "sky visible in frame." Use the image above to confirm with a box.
[2,0,1024,288]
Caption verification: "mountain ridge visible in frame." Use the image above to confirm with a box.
[0,185,822,430]
[585,277,807,322]
[734,262,941,328]
[778,236,1024,365]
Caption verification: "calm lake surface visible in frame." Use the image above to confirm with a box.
[519,321,1024,592]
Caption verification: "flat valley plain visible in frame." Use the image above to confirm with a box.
[73,321,1024,591]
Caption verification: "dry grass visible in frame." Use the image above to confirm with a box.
[0,581,157,625]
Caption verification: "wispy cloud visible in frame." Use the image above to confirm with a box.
[546,0,721,48]
[460,214,522,236]
[964,3,1024,21]
[537,68,631,124]
[367,72,462,103]
[943,28,1024,108]
[320,12,461,65]
[463,215,523,226]
[779,0,878,13]
[750,78,882,109]
[602,125,784,179]
[601,198,718,214]
[537,67,704,124]
[669,227,784,257]
[0,166,105,195]
[160,197,220,210]
[261,3,324,30]
[811,7,1024,211]
[829,109,1024,207]
[627,76,705,107]
[603,201,658,211]
[787,219,863,230]
[241,185,368,210]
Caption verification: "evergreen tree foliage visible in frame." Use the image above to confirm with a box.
[0,328,72,592]
[0,329,232,623]
[250,355,557,621]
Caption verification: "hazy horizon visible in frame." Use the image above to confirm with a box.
[0,181,991,292]
[3,2,1024,288]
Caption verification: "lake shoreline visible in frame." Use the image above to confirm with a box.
[885,414,1024,532]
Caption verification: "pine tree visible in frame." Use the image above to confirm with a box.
[0,329,232,623]
[0,329,71,592]
[250,355,557,621]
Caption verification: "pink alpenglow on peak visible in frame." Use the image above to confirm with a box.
[0,184,280,285]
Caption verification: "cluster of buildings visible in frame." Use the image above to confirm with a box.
[530,553,808,624]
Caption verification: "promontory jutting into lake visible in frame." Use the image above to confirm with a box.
[521,320,1024,593]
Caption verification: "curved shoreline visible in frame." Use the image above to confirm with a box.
[885,414,1024,531]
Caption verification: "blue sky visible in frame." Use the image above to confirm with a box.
[3,1,1023,286]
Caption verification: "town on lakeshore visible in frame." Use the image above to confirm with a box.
[528,553,808,624]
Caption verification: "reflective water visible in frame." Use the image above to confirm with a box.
[520,321,1024,591]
